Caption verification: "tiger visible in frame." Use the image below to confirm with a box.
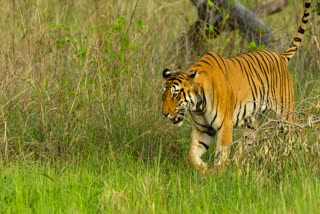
[161,0,311,176]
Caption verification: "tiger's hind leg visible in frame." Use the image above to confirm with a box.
[213,120,233,172]
[233,117,259,163]
[243,117,259,149]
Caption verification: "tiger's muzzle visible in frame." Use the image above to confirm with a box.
[165,110,185,126]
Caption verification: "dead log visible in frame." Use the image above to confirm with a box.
[253,0,288,17]
[171,0,288,65]
[190,0,277,47]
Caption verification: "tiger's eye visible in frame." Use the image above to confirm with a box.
[172,92,179,99]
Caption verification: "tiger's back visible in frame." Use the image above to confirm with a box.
[227,50,295,124]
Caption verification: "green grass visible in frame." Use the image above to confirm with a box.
[1,154,320,213]
[0,0,319,213]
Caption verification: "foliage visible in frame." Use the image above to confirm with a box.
[1,154,320,213]
[246,40,265,51]
[0,0,319,212]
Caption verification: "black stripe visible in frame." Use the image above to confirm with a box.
[255,58,270,99]
[294,37,302,42]
[199,59,212,67]
[191,118,209,129]
[234,57,257,103]
[237,56,258,101]
[255,51,272,76]
[188,91,194,106]
[304,12,310,17]
[213,53,227,71]
[298,26,305,34]
[260,51,277,100]
[205,128,216,137]
[216,122,223,132]
[246,123,256,130]
[234,102,242,127]
[210,97,219,127]
[232,57,245,75]
[267,52,284,102]
[250,52,269,93]
[193,63,203,67]
[234,112,240,127]
[202,90,207,113]
[305,3,311,8]
[244,53,265,101]
[206,52,224,71]
[199,141,209,150]
[202,56,215,69]
[169,79,182,84]
[242,104,247,120]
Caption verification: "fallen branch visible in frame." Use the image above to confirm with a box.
[253,0,288,17]
[188,0,283,49]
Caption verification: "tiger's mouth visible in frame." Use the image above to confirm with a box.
[170,111,185,125]
[171,116,183,124]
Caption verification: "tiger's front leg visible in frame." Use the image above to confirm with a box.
[189,127,214,176]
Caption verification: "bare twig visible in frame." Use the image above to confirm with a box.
[310,22,320,53]
[231,96,320,145]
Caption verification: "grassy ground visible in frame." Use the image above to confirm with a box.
[1,154,320,213]
[0,0,320,213]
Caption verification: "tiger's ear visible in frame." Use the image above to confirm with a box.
[186,70,197,78]
[162,68,171,79]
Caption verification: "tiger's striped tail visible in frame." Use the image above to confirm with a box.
[281,0,311,61]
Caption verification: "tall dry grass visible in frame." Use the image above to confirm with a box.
[0,0,319,173]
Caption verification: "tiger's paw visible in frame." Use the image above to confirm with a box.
[209,165,224,175]
[192,161,208,178]
[199,162,208,177]
[210,160,229,175]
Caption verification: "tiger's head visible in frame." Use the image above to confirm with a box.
[161,68,200,126]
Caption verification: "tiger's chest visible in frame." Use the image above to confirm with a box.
[189,100,267,132]
[189,111,220,134]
